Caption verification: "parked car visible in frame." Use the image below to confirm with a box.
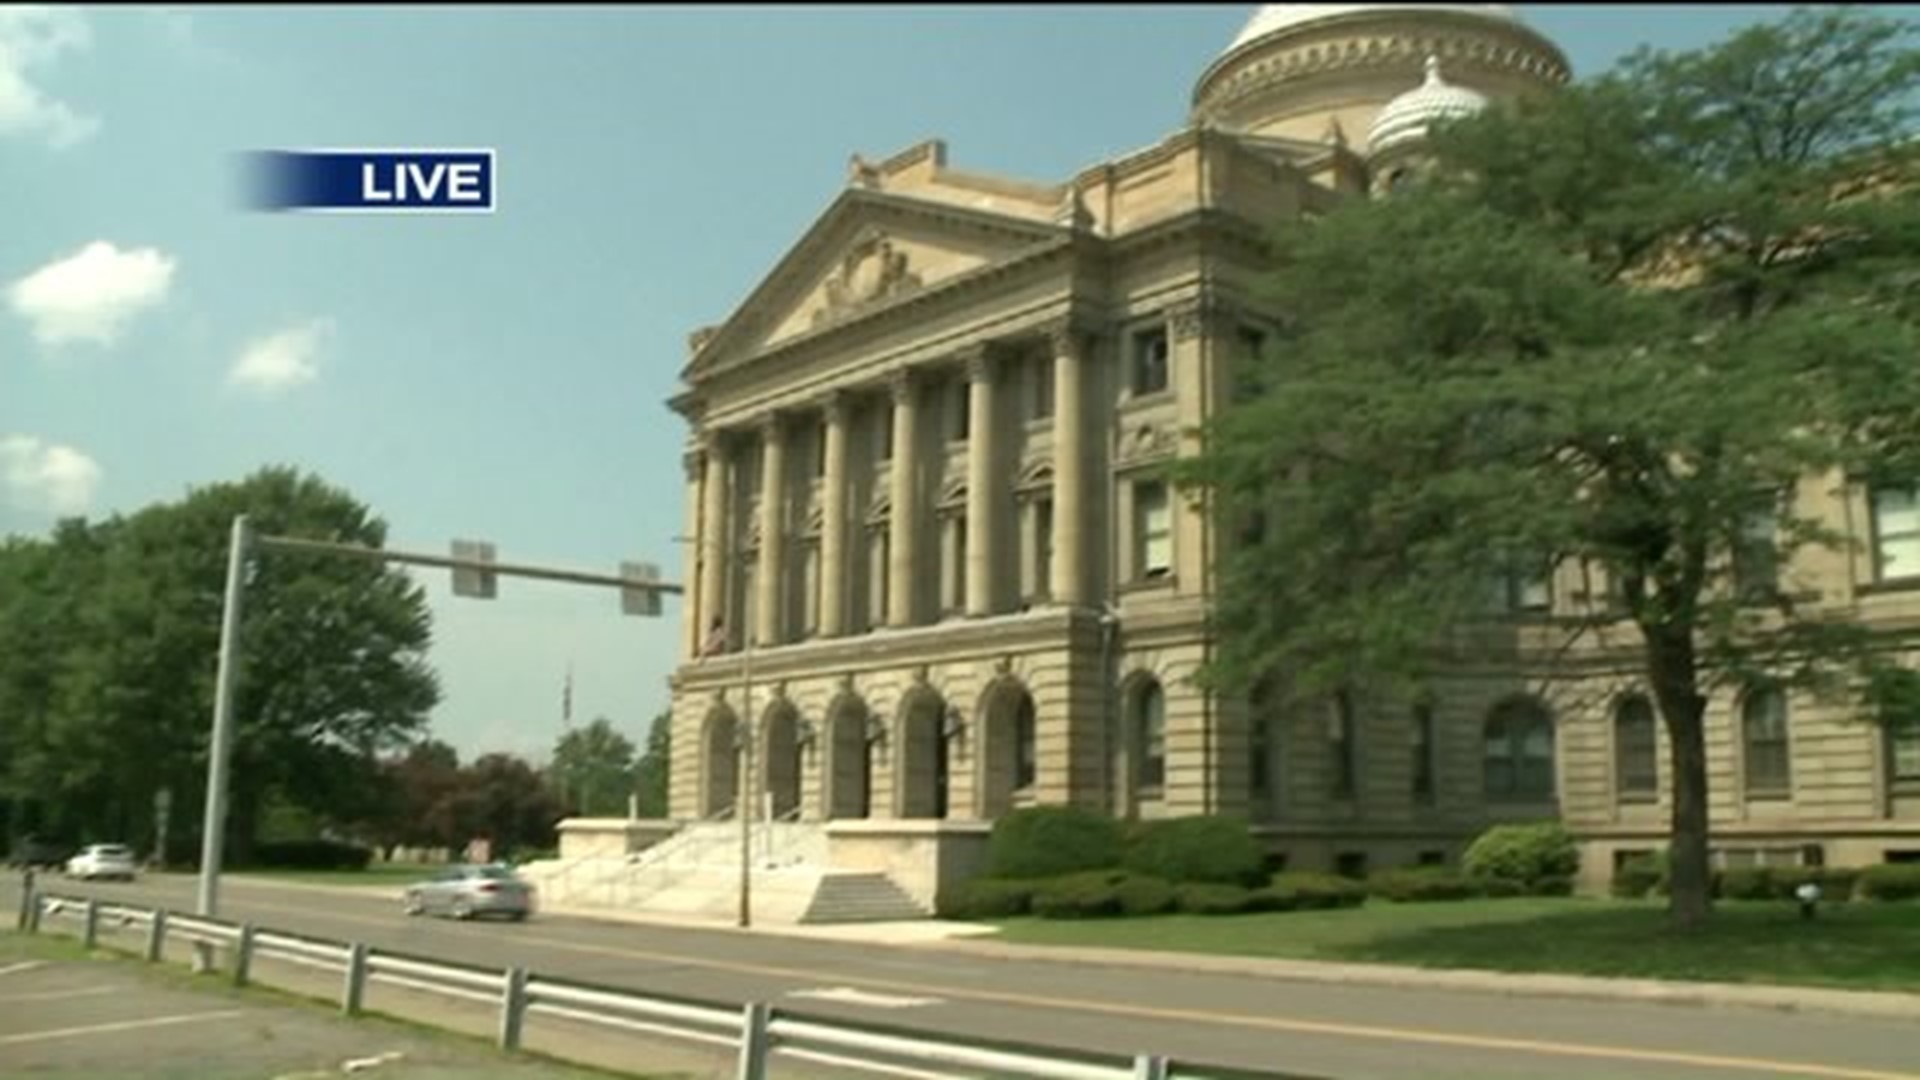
[402,864,534,921]
[7,835,71,871]
[65,843,138,882]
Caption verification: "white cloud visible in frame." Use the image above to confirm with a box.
[0,434,101,515]
[229,318,332,395]
[0,6,98,149]
[7,241,178,347]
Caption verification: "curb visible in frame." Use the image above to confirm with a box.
[208,875,1920,1023]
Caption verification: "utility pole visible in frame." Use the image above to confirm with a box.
[193,514,251,972]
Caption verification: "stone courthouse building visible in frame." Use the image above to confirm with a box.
[661,3,1920,901]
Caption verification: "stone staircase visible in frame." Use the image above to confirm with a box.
[800,872,930,924]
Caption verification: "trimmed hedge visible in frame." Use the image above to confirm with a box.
[986,807,1126,881]
[1114,875,1178,916]
[1030,870,1129,919]
[1858,864,1920,902]
[935,878,1039,920]
[1267,871,1367,910]
[1462,822,1579,895]
[1611,854,1664,899]
[1123,815,1267,886]
[1368,867,1482,903]
[1175,882,1258,915]
[248,839,372,870]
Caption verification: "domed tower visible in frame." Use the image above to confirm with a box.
[1191,4,1569,155]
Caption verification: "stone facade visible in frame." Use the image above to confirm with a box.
[661,4,1920,893]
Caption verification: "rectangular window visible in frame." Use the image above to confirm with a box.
[801,543,821,636]
[1892,725,1920,785]
[1132,326,1170,396]
[1330,692,1357,801]
[1033,498,1054,599]
[1873,485,1920,582]
[950,515,968,613]
[1411,701,1436,803]
[874,402,894,462]
[1031,353,1055,420]
[1135,481,1172,580]
[812,421,827,479]
[1733,504,1779,601]
[952,378,971,442]
[868,530,889,628]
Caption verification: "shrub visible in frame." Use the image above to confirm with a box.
[1462,822,1579,894]
[935,878,1038,920]
[248,840,372,871]
[1479,877,1527,899]
[1766,867,1859,902]
[1368,867,1482,903]
[1114,875,1178,916]
[1123,815,1266,886]
[1611,855,1663,899]
[986,807,1126,881]
[1030,870,1127,919]
[1269,871,1367,910]
[1858,864,1920,902]
[1714,867,1774,901]
[1175,882,1257,915]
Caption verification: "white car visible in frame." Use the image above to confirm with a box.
[66,844,138,882]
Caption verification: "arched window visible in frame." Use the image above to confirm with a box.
[1484,698,1555,801]
[1614,694,1659,801]
[1136,680,1166,791]
[1014,693,1038,791]
[1742,686,1792,797]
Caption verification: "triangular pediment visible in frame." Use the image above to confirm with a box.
[684,189,1066,378]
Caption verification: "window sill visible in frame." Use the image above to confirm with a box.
[1120,389,1176,412]
[1615,792,1660,806]
[1120,573,1176,595]
[1858,578,1920,597]
[1136,785,1166,801]
[1744,791,1794,803]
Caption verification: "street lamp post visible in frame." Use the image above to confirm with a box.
[192,513,677,971]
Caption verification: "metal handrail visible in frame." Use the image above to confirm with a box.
[21,888,1241,1080]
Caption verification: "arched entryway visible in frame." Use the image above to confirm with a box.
[700,705,741,818]
[824,694,872,820]
[760,700,803,819]
[976,679,1038,818]
[895,685,950,819]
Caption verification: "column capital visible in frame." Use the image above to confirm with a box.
[756,411,789,441]
[958,342,999,383]
[817,388,855,422]
[887,368,920,405]
[1043,313,1101,354]
[1169,294,1236,342]
[682,450,701,481]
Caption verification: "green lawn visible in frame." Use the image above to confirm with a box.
[228,863,438,887]
[990,898,1920,993]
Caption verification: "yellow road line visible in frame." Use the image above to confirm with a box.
[210,892,1920,1080]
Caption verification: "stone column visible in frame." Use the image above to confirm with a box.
[681,449,703,660]
[819,393,851,638]
[1169,298,1222,594]
[697,433,730,650]
[756,416,787,646]
[1049,319,1088,607]
[964,345,999,617]
[887,371,920,628]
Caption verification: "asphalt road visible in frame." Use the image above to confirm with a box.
[10,873,1920,1080]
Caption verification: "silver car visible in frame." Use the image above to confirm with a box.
[401,864,534,921]
[66,843,138,882]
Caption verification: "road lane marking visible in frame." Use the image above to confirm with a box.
[788,986,943,1008]
[0,1009,247,1046]
[0,961,45,977]
[0,987,116,1004]
[111,891,1920,1080]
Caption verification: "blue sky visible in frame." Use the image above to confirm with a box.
[5,4,1906,764]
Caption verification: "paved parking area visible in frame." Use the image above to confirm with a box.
[0,932,642,1080]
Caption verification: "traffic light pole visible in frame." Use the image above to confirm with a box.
[193,514,678,970]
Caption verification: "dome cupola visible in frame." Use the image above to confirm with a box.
[1366,55,1489,158]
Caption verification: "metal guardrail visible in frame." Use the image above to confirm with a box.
[16,886,1265,1080]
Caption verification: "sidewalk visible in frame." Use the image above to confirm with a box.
[219,875,1920,1023]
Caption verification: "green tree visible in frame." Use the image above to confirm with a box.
[632,710,671,819]
[549,716,638,817]
[1178,7,1920,930]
